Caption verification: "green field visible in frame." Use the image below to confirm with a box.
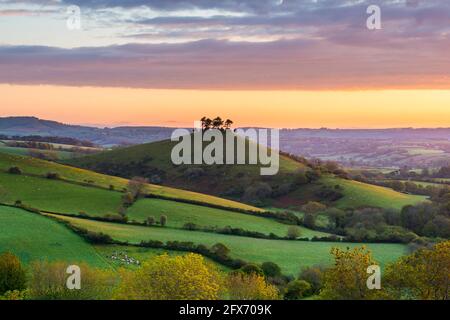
[52,214,407,275]
[0,152,262,212]
[127,198,329,238]
[0,206,109,267]
[322,177,427,210]
[0,172,123,216]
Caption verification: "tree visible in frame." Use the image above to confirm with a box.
[261,262,282,278]
[227,273,279,300]
[240,264,264,276]
[212,117,224,130]
[160,215,167,226]
[302,201,327,214]
[298,265,326,294]
[211,243,230,258]
[384,241,450,300]
[8,167,22,175]
[303,212,316,229]
[224,119,234,130]
[29,261,116,300]
[127,177,148,200]
[284,280,312,300]
[146,216,156,226]
[0,252,27,295]
[114,254,224,300]
[287,226,301,239]
[320,246,379,300]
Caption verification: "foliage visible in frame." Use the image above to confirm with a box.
[226,273,279,300]
[287,226,301,239]
[0,252,27,295]
[28,261,116,300]
[239,264,264,276]
[284,280,312,300]
[261,262,282,278]
[384,240,450,300]
[298,265,326,294]
[320,246,380,300]
[114,254,224,300]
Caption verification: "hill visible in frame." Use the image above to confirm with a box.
[0,152,260,212]
[0,116,174,146]
[68,137,426,211]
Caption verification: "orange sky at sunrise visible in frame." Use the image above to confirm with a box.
[1,85,449,129]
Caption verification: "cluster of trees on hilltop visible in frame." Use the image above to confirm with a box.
[200,117,233,131]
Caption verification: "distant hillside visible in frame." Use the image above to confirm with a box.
[68,136,426,210]
[0,117,175,146]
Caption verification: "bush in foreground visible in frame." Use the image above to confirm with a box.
[114,253,224,300]
[0,252,27,296]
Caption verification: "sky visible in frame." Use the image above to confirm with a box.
[0,0,449,128]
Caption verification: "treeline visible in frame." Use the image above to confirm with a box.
[319,190,450,242]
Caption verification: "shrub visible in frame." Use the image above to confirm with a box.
[29,261,116,300]
[227,273,279,300]
[160,215,167,226]
[298,265,326,294]
[240,264,264,276]
[287,226,301,239]
[8,167,22,175]
[210,243,230,258]
[46,172,60,180]
[261,262,282,278]
[0,252,27,295]
[146,216,156,226]
[114,254,224,300]
[284,280,312,300]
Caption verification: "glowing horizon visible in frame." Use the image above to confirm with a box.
[2,84,449,129]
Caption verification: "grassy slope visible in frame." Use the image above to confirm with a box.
[52,214,407,275]
[322,177,428,210]
[0,206,109,267]
[127,198,329,238]
[68,138,425,211]
[0,152,262,211]
[0,172,123,216]
[67,137,307,195]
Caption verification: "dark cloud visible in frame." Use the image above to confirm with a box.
[0,37,448,90]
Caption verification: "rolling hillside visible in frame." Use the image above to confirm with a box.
[68,137,426,211]
[0,205,109,267]
[48,213,407,275]
[0,152,261,212]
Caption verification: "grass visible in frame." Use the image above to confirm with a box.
[67,136,308,202]
[127,198,330,238]
[322,176,427,210]
[0,172,123,216]
[0,206,109,267]
[51,214,407,275]
[0,152,262,212]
